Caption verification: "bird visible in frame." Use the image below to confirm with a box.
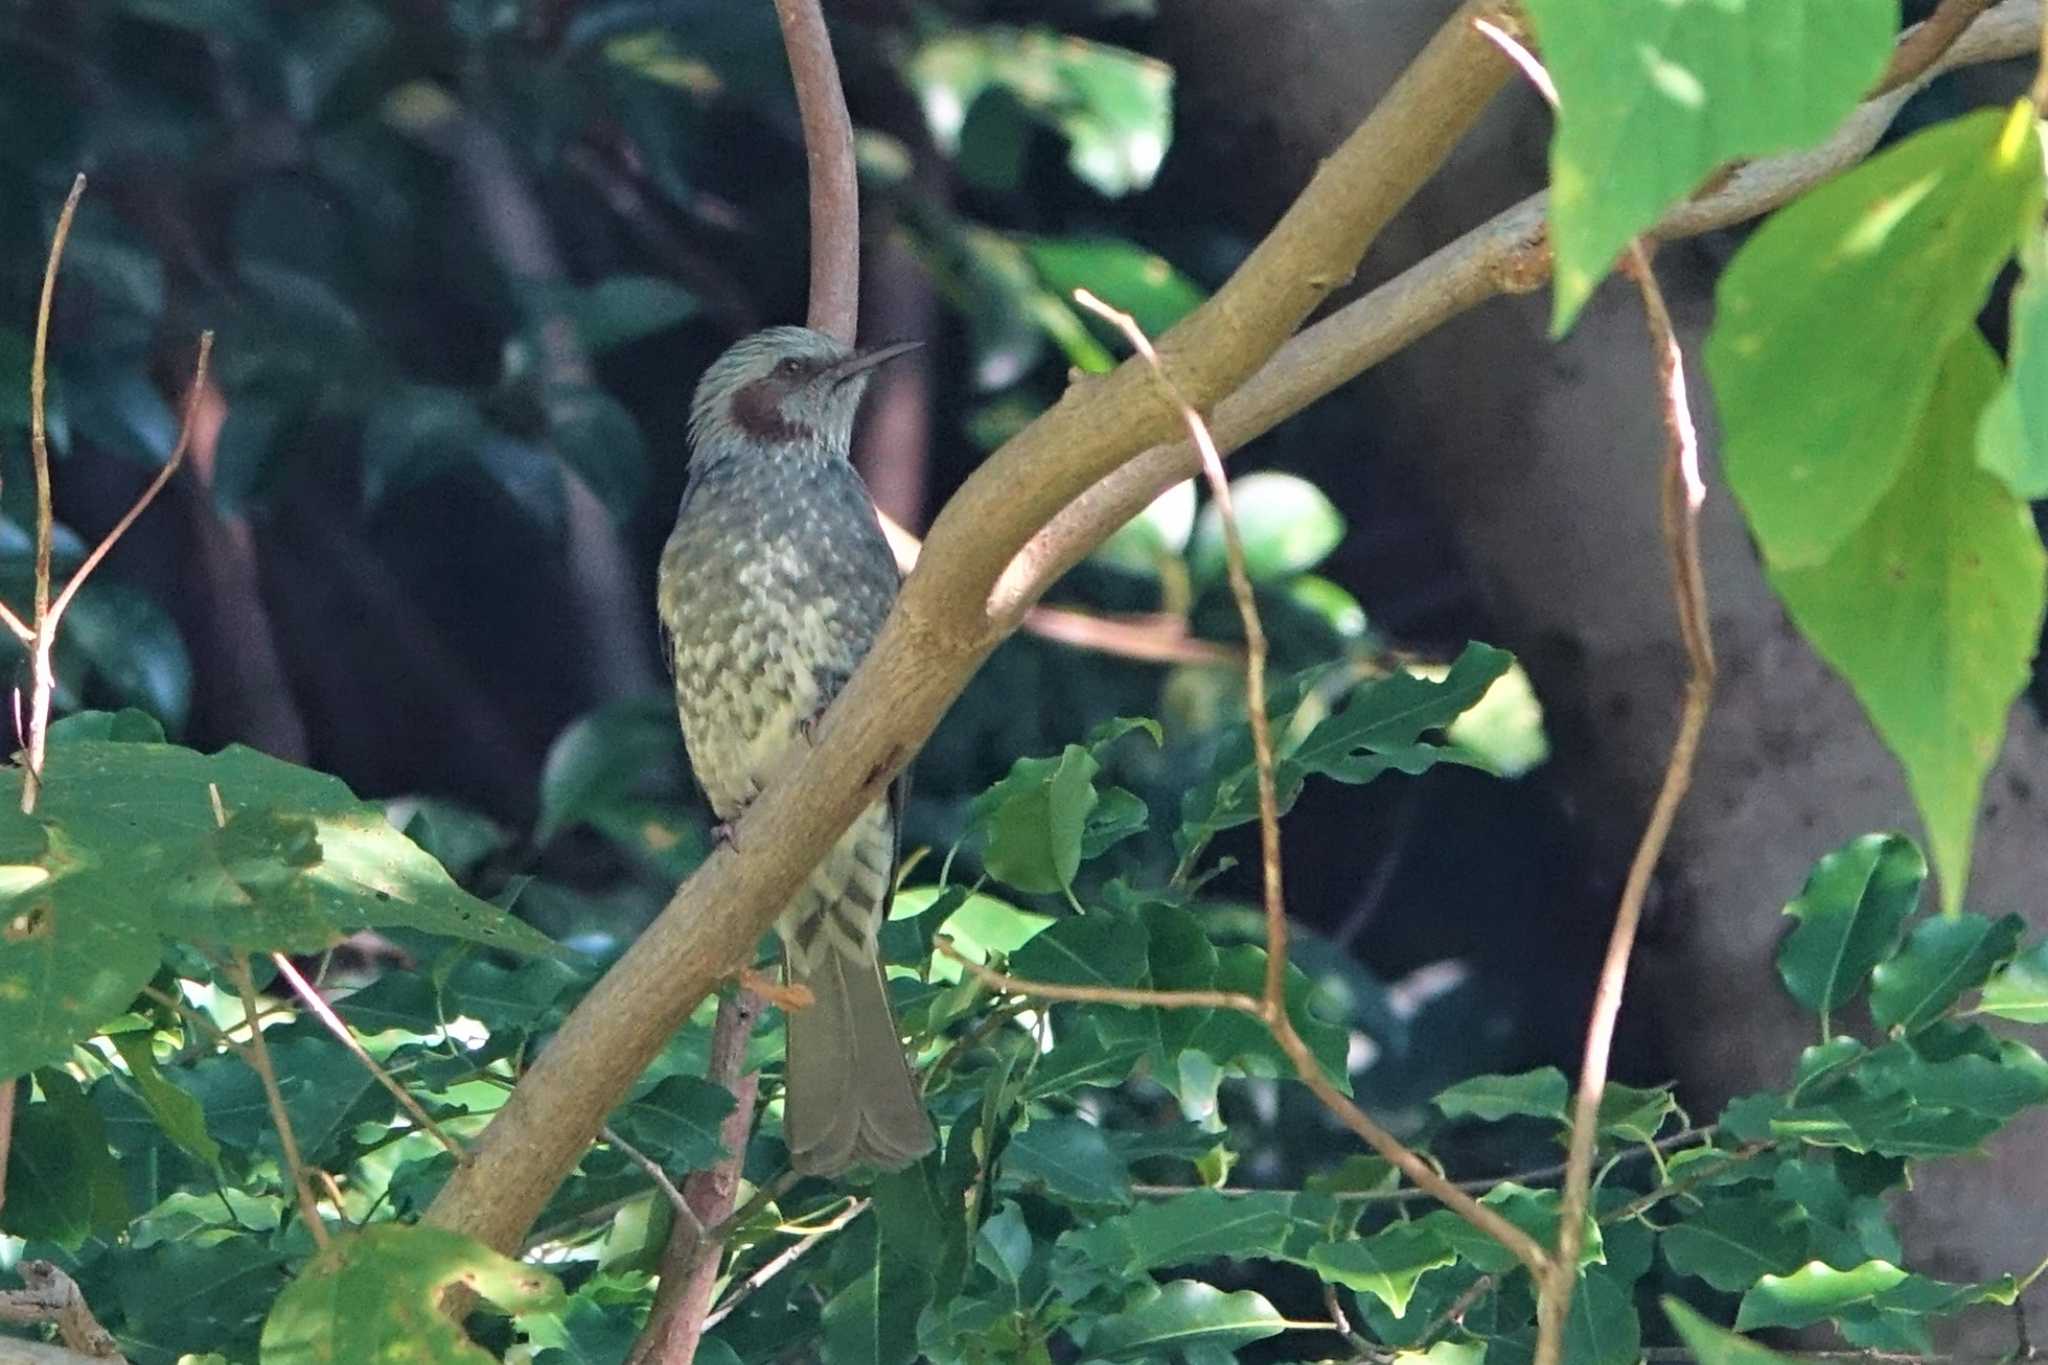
[657,324,934,1176]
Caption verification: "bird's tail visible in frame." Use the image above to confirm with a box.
[783,944,934,1175]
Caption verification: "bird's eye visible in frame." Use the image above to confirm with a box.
[775,358,804,378]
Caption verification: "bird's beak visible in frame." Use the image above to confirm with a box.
[824,340,923,386]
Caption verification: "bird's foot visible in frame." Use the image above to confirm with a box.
[738,966,814,1012]
[711,818,739,851]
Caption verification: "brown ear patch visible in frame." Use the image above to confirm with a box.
[730,374,810,444]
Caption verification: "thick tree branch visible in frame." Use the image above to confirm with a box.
[421,0,2043,1258]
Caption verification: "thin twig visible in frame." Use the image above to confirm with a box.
[773,0,859,344]
[226,957,331,1250]
[1536,239,1715,1365]
[20,176,84,815]
[702,1197,870,1332]
[939,936,1263,1013]
[1071,291,1291,1008]
[1416,1272,1498,1353]
[1324,1281,1376,1359]
[269,951,469,1161]
[46,333,213,631]
[603,1125,700,1228]
[1128,1124,1720,1204]
[699,1167,804,1247]
[2035,0,2048,109]
[0,1080,12,1224]
[1598,1142,1771,1226]
[1070,290,1550,1280]
[1467,23,1716,1363]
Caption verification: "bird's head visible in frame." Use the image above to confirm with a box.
[688,325,919,463]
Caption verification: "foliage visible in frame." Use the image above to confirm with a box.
[5,1,2048,1364]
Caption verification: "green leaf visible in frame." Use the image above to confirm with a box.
[1662,1197,1808,1292]
[1665,1298,1797,1365]
[108,1027,221,1169]
[1059,1190,1321,1278]
[0,741,563,1018]
[261,1224,564,1364]
[1597,1081,1679,1143]
[0,823,165,1081]
[610,1074,736,1172]
[1093,480,1196,576]
[533,275,698,353]
[361,384,484,505]
[1859,1036,2048,1119]
[977,744,1101,895]
[1307,1223,1456,1318]
[1180,644,1512,853]
[1770,335,2047,913]
[1565,1267,1641,1365]
[1187,473,1345,585]
[920,888,1053,984]
[545,384,647,522]
[1739,1259,1911,1331]
[1088,1281,1286,1358]
[1710,103,2045,568]
[1527,0,1895,332]
[1421,1183,1602,1275]
[1433,1067,1568,1123]
[1004,1114,1132,1207]
[1978,937,2048,1022]
[537,698,687,845]
[1008,910,1149,990]
[1021,236,1204,340]
[1980,227,2048,498]
[1776,834,1924,1018]
[908,28,1173,197]
[1,1069,127,1247]
[1869,911,2024,1031]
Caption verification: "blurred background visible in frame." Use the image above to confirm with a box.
[1,0,2039,1255]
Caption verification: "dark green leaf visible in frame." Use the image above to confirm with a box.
[1565,1268,1641,1365]
[1004,1114,1131,1207]
[1869,912,2024,1031]
[108,1027,220,1169]
[2,1069,127,1247]
[1059,1190,1319,1278]
[1307,1223,1456,1318]
[1978,937,2048,1023]
[537,698,687,845]
[1088,1281,1286,1358]
[1776,834,1924,1016]
[1665,1298,1796,1365]
[546,385,647,522]
[977,745,1100,895]
[1008,910,1148,990]
[1662,1197,1808,1292]
[1433,1067,1568,1123]
[610,1075,736,1172]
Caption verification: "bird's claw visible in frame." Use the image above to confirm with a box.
[711,818,739,851]
[738,966,814,1011]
